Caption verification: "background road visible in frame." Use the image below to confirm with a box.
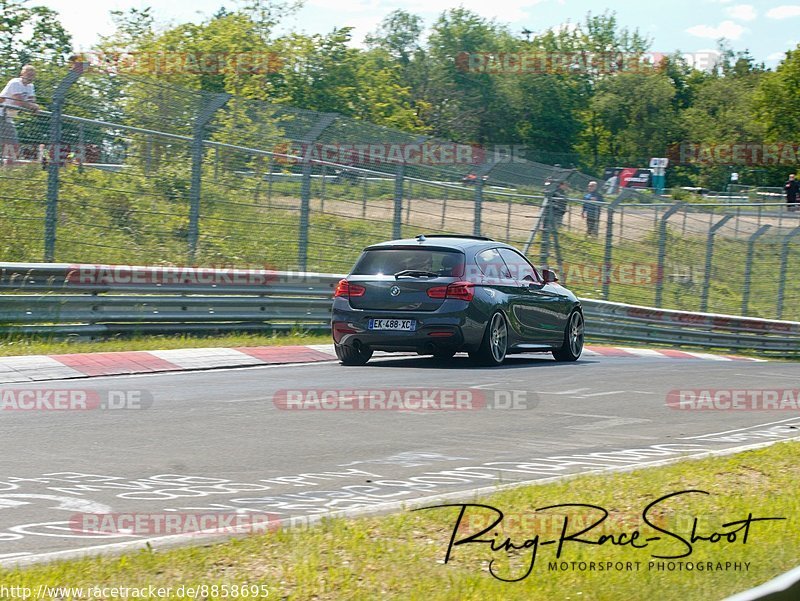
[1,352,799,563]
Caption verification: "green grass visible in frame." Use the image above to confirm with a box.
[0,331,331,357]
[1,441,797,600]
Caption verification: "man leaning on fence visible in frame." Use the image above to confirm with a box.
[582,181,604,236]
[0,65,40,165]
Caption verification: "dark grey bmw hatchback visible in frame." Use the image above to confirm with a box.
[331,234,583,366]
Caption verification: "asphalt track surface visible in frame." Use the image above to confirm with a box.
[1,352,799,564]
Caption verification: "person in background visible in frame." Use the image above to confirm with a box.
[582,181,604,236]
[547,180,569,230]
[603,172,619,195]
[784,174,799,212]
[0,65,40,165]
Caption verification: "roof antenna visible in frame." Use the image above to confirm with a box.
[416,234,426,243]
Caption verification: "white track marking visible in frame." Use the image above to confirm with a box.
[0,356,84,381]
[574,390,626,398]
[148,348,264,369]
[678,417,800,439]
[616,347,664,358]
[682,352,732,361]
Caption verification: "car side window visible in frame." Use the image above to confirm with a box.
[475,248,513,282]
[498,248,540,283]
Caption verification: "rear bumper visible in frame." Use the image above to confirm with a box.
[331,300,485,353]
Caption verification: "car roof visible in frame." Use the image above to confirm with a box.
[364,235,516,253]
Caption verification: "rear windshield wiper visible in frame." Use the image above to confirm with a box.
[394,269,440,279]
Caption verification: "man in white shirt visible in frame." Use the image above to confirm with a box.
[0,65,40,164]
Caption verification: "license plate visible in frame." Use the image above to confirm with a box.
[368,318,416,331]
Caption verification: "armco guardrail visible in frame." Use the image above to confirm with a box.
[580,299,800,354]
[1,263,799,354]
[0,263,339,336]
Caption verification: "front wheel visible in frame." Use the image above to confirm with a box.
[552,310,584,362]
[335,344,373,366]
[470,312,508,366]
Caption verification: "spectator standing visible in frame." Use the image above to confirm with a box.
[0,65,40,165]
[603,172,620,195]
[547,180,569,230]
[784,174,799,212]
[582,181,604,236]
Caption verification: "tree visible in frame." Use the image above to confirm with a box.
[0,0,71,67]
[422,8,517,143]
[365,9,423,66]
[577,71,681,168]
[755,45,800,141]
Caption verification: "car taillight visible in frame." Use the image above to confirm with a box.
[446,281,475,301]
[426,285,448,299]
[334,279,365,298]
[427,281,474,302]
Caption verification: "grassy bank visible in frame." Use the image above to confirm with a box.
[0,331,332,357]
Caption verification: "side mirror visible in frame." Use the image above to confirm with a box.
[542,269,559,284]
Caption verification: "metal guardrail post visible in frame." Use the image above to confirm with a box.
[473,177,483,236]
[601,195,626,300]
[77,123,85,173]
[44,64,85,262]
[188,93,230,263]
[472,160,495,237]
[654,202,685,307]
[777,226,800,319]
[320,164,326,212]
[539,200,553,266]
[393,165,404,239]
[299,159,313,269]
[700,214,734,313]
[741,224,771,316]
[298,113,338,271]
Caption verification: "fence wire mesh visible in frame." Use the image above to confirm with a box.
[0,61,799,321]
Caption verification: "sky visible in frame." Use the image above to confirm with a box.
[36,0,800,67]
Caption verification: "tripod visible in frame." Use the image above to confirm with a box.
[523,195,565,278]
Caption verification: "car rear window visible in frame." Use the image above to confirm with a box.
[351,249,465,277]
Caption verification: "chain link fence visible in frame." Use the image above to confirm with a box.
[1,61,799,321]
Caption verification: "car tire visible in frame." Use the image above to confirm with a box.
[335,344,373,366]
[470,312,508,366]
[553,310,584,362]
